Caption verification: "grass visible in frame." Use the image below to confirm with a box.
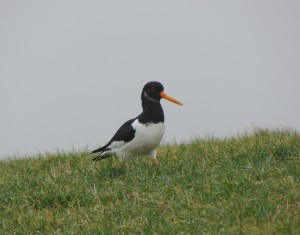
[1,129,300,234]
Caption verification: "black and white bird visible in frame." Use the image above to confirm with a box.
[91,81,183,165]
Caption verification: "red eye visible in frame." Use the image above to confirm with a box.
[151,86,156,91]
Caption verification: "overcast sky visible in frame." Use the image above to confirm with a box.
[1,1,299,159]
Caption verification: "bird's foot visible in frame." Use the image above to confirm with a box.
[153,159,159,166]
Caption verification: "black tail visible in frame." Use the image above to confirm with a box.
[91,144,111,161]
[91,144,109,154]
[92,154,111,161]
[91,148,102,154]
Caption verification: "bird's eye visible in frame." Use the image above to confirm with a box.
[151,86,156,91]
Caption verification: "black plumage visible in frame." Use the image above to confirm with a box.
[91,81,182,163]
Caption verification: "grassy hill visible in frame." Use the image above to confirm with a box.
[1,129,300,234]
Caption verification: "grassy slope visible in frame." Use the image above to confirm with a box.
[1,129,300,234]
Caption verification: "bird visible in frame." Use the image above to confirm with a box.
[91,81,183,165]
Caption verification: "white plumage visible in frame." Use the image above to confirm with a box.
[100,120,165,160]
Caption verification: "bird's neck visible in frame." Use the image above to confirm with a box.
[139,100,164,124]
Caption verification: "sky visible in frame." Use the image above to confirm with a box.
[1,1,299,159]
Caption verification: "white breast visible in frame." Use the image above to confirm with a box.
[116,120,165,159]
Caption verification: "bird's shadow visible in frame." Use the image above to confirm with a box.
[92,157,156,179]
[93,158,131,179]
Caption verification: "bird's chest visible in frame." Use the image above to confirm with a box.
[124,121,165,154]
[135,122,165,145]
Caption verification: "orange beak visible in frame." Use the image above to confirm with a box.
[160,91,183,106]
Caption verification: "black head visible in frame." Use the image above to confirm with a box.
[141,81,183,110]
[142,81,164,103]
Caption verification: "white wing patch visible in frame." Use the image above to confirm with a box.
[108,140,126,150]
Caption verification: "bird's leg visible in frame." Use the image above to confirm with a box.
[150,149,159,166]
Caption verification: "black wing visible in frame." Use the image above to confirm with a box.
[91,118,136,154]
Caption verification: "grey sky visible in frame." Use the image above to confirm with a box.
[1,1,299,158]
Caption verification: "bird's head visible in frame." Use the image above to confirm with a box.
[142,81,183,106]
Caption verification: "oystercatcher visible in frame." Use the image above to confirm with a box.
[91,81,183,165]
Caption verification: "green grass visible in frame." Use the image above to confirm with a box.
[1,129,300,234]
